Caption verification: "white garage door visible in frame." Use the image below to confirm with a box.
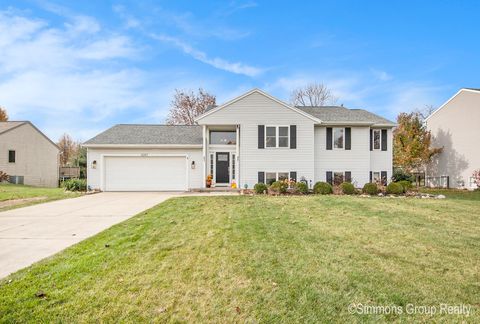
[104,156,187,191]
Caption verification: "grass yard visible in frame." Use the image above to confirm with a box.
[0,195,479,322]
[0,183,81,211]
[420,187,480,201]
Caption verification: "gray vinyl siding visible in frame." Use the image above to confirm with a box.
[198,91,315,188]
[314,126,371,187]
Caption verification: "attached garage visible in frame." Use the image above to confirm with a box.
[84,125,204,191]
[103,155,188,191]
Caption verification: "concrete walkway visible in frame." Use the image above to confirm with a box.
[0,192,184,278]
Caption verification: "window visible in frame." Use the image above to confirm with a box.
[209,153,214,176]
[265,171,290,185]
[8,150,15,163]
[333,128,344,149]
[334,172,344,185]
[232,154,236,180]
[278,172,289,181]
[209,131,236,145]
[373,172,381,183]
[373,129,381,150]
[265,126,289,148]
[278,127,289,147]
[266,172,277,185]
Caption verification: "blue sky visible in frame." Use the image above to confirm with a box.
[1,0,479,141]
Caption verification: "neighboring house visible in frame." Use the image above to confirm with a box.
[0,121,59,187]
[84,89,395,191]
[425,88,480,189]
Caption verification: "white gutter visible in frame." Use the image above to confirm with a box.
[82,144,203,149]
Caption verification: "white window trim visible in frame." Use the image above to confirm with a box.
[372,129,381,151]
[372,171,381,181]
[264,171,292,184]
[265,125,290,149]
[332,127,345,150]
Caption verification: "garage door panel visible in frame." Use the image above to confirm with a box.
[104,156,186,191]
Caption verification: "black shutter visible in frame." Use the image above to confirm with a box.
[369,129,373,151]
[258,125,265,149]
[326,171,333,185]
[381,171,387,185]
[369,171,372,183]
[326,127,332,150]
[345,171,352,183]
[258,171,265,184]
[290,125,297,149]
[290,171,297,182]
[345,127,351,150]
[381,129,387,151]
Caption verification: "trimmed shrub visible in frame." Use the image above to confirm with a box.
[62,178,87,191]
[362,182,378,195]
[294,182,309,194]
[313,181,333,195]
[254,182,268,194]
[340,182,355,195]
[386,182,404,195]
[269,181,288,194]
[392,169,414,182]
[398,180,413,193]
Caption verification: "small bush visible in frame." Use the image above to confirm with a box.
[392,169,414,182]
[62,178,87,191]
[362,182,378,195]
[314,181,333,195]
[398,180,413,193]
[294,182,309,194]
[269,181,288,194]
[0,171,9,182]
[386,182,404,195]
[340,182,355,195]
[254,182,268,194]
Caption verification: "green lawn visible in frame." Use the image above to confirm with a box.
[0,183,81,211]
[419,187,480,201]
[0,195,479,322]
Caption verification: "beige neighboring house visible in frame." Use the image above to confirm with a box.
[0,121,59,187]
[425,88,480,189]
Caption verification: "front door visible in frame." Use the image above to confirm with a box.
[215,152,229,184]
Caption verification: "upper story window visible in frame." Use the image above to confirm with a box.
[210,131,236,145]
[333,128,344,149]
[373,129,381,150]
[266,126,289,148]
[8,150,15,163]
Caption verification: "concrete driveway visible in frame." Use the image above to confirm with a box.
[0,192,180,278]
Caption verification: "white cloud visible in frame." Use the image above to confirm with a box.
[151,34,263,77]
[0,9,157,141]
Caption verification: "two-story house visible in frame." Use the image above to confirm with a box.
[84,89,395,191]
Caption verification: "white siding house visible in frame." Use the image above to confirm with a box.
[84,89,395,191]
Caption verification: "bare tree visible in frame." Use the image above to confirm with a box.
[166,88,216,125]
[414,104,436,121]
[290,83,338,106]
[0,106,8,121]
[58,133,80,166]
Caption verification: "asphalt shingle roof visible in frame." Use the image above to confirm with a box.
[296,106,396,126]
[84,124,203,145]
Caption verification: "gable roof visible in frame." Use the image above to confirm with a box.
[297,106,396,126]
[425,88,480,122]
[0,121,59,149]
[83,124,203,146]
[194,88,321,123]
[0,121,26,135]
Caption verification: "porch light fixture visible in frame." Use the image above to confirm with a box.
[91,160,97,169]
[191,161,195,169]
